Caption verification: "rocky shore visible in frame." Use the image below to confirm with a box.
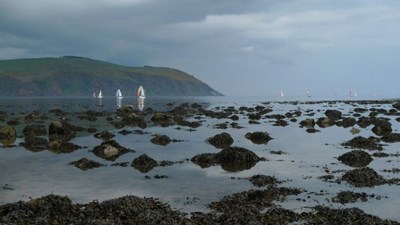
[1,99,400,224]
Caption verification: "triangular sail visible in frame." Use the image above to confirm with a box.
[137,85,145,98]
[98,90,103,98]
[116,89,123,98]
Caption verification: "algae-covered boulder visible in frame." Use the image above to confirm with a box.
[207,132,234,149]
[0,125,16,146]
[245,132,272,144]
[131,154,158,173]
[338,150,373,167]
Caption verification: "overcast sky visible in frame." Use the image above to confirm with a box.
[1,0,400,97]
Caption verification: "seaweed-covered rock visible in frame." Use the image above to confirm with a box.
[337,150,373,167]
[94,131,115,140]
[207,132,234,149]
[245,131,272,144]
[23,124,47,137]
[316,117,335,128]
[304,206,398,225]
[131,154,157,173]
[325,109,342,120]
[0,125,16,146]
[371,119,392,136]
[20,137,48,152]
[342,136,383,151]
[49,121,82,142]
[299,118,315,128]
[150,134,171,146]
[342,167,386,187]
[0,194,190,225]
[92,140,133,161]
[380,133,400,143]
[191,146,263,172]
[209,186,303,212]
[68,158,105,170]
[151,112,174,127]
[332,191,370,204]
[249,175,279,187]
[335,117,356,128]
[48,141,81,153]
[121,114,147,129]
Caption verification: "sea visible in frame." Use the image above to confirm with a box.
[0,95,400,221]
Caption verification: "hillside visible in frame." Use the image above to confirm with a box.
[0,56,222,97]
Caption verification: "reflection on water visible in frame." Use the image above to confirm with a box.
[137,97,144,111]
[1,96,400,220]
[116,97,122,108]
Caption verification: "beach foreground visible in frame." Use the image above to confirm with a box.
[1,97,400,224]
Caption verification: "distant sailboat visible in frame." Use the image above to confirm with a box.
[116,89,123,99]
[280,90,284,97]
[98,90,103,99]
[92,92,96,98]
[306,90,311,98]
[136,85,145,99]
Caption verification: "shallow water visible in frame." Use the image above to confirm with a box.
[1,96,400,220]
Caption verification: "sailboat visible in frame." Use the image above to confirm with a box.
[136,85,145,99]
[280,90,284,97]
[306,90,311,98]
[98,90,103,99]
[116,89,123,99]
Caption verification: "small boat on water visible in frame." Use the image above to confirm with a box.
[136,85,145,99]
[98,90,103,99]
[116,89,123,99]
[280,90,284,97]
[306,90,311,98]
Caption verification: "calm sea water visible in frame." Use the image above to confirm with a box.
[0,96,400,220]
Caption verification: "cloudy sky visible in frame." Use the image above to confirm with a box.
[1,0,400,97]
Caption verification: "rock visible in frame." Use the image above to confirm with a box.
[245,132,272,144]
[94,131,115,140]
[23,124,47,137]
[150,134,171,146]
[68,158,105,170]
[207,132,234,149]
[0,125,16,146]
[92,140,133,161]
[131,154,157,173]
[299,118,315,128]
[48,141,81,153]
[48,121,80,142]
[349,127,361,135]
[121,114,147,129]
[116,105,134,117]
[335,117,356,128]
[332,191,370,204]
[249,175,279,187]
[357,117,372,128]
[342,136,383,151]
[0,111,7,121]
[20,137,49,152]
[7,120,20,126]
[371,119,392,136]
[151,112,174,127]
[0,194,190,225]
[392,102,400,110]
[337,150,373,167]
[306,128,320,133]
[191,146,264,172]
[316,117,335,128]
[342,167,386,187]
[381,133,400,143]
[325,109,342,120]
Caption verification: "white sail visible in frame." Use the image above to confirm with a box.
[98,90,103,99]
[137,85,145,98]
[280,90,284,97]
[306,90,311,98]
[116,89,123,98]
